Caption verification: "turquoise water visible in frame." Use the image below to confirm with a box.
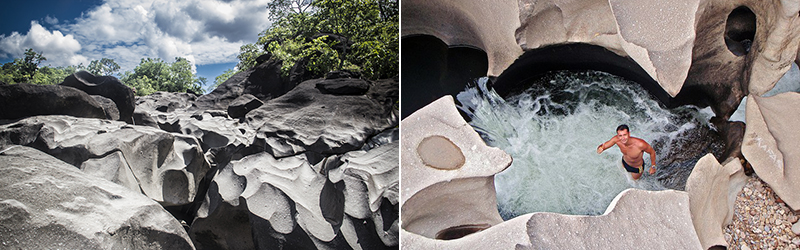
[456,71,717,218]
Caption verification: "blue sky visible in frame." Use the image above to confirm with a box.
[0,0,270,91]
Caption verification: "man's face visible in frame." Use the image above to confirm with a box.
[616,129,630,144]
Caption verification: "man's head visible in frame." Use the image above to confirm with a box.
[616,124,630,144]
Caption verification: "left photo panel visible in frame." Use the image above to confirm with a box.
[0,0,399,249]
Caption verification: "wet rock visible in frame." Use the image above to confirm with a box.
[742,93,800,211]
[686,154,747,249]
[0,146,194,249]
[400,96,511,239]
[0,83,106,120]
[0,115,210,206]
[60,71,136,123]
[226,94,262,119]
[246,78,397,157]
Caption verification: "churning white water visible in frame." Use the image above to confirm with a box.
[456,71,716,218]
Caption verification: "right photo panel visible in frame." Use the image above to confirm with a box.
[399,0,800,249]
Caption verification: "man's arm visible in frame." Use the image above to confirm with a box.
[644,142,656,174]
[596,137,618,154]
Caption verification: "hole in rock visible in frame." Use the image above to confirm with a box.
[417,135,465,170]
[459,45,726,218]
[724,6,756,56]
[435,224,491,240]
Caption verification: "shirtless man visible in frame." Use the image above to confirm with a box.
[596,124,656,180]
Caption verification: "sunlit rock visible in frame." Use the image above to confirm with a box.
[401,0,522,76]
[522,189,701,249]
[400,95,512,239]
[743,92,800,211]
[400,215,533,249]
[0,115,210,206]
[746,0,800,96]
[609,0,700,97]
[685,154,747,249]
[0,146,194,249]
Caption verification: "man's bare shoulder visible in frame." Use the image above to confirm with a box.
[631,137,651,148]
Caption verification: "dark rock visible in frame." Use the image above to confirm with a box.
[0,116,210,207]
[136,92,197,114]
[133,110,159,128]
[289,57,315,85]
[60,71,136,123]
[0,145,195,249]
[194,57,292,111]
[92,95,121,120]
[326,70,362,80]
[316,78,370,95]
[0,83,106,120]
[255,53,272,65]
[227,94,263,119]
[311,33,352,54]
[246,77,398,157]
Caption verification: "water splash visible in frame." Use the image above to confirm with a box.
[456,71,717,219]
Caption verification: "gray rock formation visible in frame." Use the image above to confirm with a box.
[191,140,398,249]
[0,115,210,207]
[193,56,291,111]
[685,154,748,249]
[246,78,398,158]
[401,96,511,239]
[0,83,106,120]
[0,145,194,249]
[742,92,800,211]
[60,71,136,123]
[92,95,121,120]
[227,94,263,119]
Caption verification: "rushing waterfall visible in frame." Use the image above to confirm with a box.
[456,70,720,219]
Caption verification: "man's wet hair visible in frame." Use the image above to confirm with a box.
[616,124,629,132]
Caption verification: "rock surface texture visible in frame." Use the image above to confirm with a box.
[742,92,800,211]
[685,154,748,249]
[0,65,398,249]
[0,146,194,250]
[0,83,106,120]
[400,96,512,240]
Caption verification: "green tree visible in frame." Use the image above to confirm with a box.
[242,0,397,80]
[0,48,47,83]
[29,65,79,85]
[121,57,204,96]
[86,58,121,76]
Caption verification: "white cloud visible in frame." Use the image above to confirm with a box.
[44,15,59,25]
[0,21,87,66]
[1,0,272,73]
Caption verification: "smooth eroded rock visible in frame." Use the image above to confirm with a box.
[60,71,136,123]
[401,95,511,239]
[0,83,106,120]
[246,77,397,157]
[0,115,210,206]
[0,146,194,249]
[685,154,747,249]
[743,92,800,211]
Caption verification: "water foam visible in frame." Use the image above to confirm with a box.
[457,71,715,218]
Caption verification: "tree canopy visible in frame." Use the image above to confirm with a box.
[121,57,205,96]
[226,0,398,82]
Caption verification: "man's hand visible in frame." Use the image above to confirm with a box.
[596,145,603,154]
[649,166,656,175]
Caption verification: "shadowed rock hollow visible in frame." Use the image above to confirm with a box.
[1,54,399,249]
